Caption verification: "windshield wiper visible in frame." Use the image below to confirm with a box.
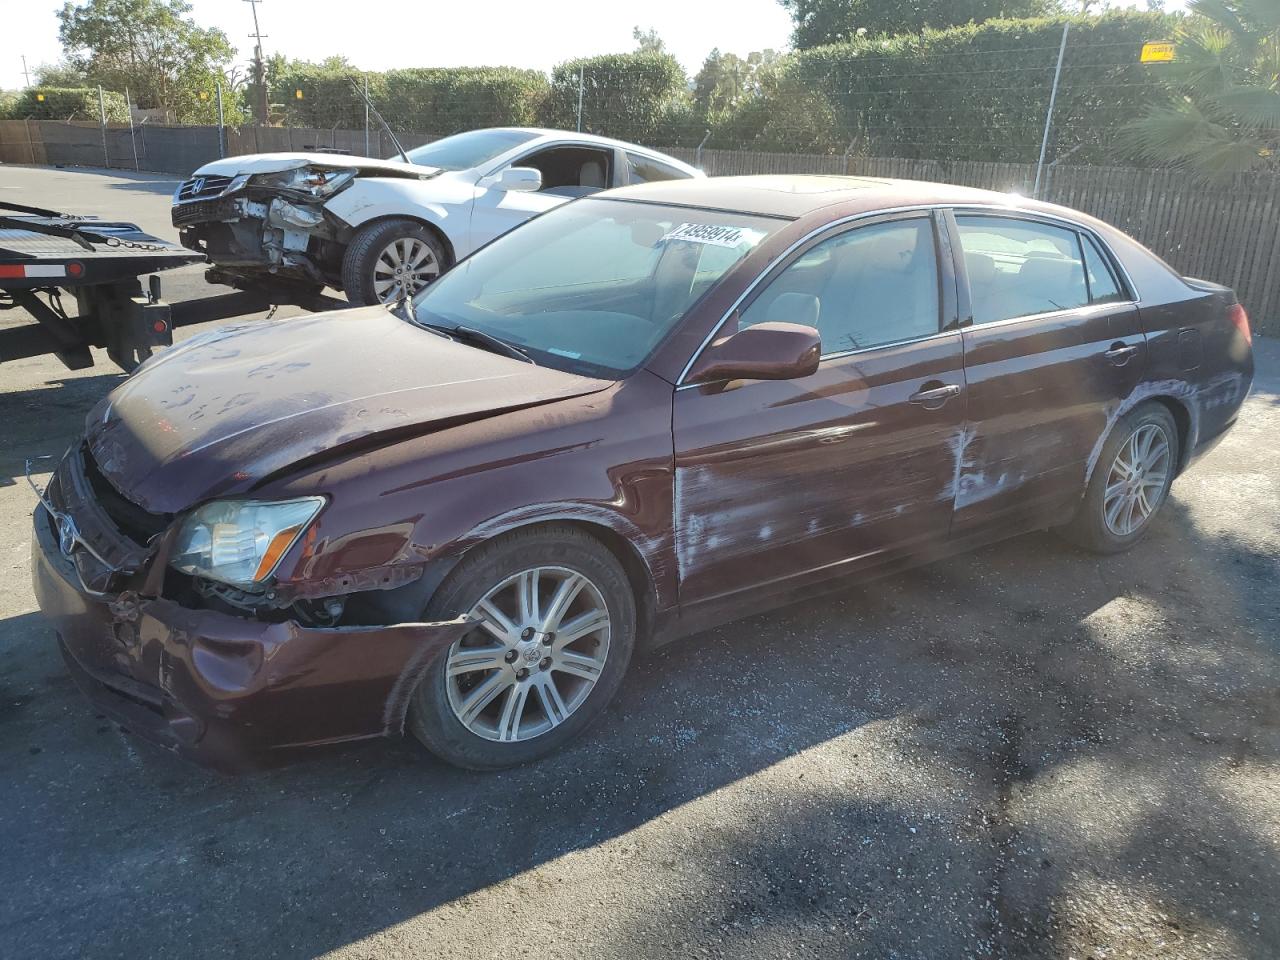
[416,319,534,364]
[456,326,535,364]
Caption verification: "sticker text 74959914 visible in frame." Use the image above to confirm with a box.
[661,223,762,249]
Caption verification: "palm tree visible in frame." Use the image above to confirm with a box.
[1122,0,1279,176]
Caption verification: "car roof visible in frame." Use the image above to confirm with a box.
[595,175,1055,220]
[489,127,700,171]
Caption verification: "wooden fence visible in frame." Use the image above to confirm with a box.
[3,120,1277,331]
[668,148,1280,332]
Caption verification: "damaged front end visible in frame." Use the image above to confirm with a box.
[28,447,470,772]
[172,165,357,290]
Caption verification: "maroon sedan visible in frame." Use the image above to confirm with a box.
[31,176,1254,770]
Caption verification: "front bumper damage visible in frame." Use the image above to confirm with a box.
[30,456,469,772]
[173,185,338,287]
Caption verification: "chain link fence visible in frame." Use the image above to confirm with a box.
[2,19,1277,331]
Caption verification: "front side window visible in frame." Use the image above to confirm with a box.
[404,129,538,171]
[740,218,940,355]
[956,216,1089,324]
[516,146,612,197]
[627,152,688,184]
[414,199,783,377]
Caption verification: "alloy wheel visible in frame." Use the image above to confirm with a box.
[1102,422,1172,537]
[372,237,440,304]
[445,566,611,743]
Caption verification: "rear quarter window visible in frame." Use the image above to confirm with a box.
[627,153,689,184]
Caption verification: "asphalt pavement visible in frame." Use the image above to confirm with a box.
[1,165,1277,960]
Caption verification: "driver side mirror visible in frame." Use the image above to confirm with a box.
[685,322,821,386]
[493,166,542,192]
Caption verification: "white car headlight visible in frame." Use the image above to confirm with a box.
[170,498,325,586]
[250,166,357,198]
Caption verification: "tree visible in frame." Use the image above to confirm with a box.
[694,49,780,115]
[56,0,235,119]
[779,0,1058,47]
[1122,0,1280,175]
[34,61,88,87]
[632,26,666,54]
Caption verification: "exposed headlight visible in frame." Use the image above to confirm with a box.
[170,498,325,586]
[250,166,357,198]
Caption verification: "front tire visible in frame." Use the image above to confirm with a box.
[407,526,636,770]
[341,218,445,306]
[1061,402,1179,553]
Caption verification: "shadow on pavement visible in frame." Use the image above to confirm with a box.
[0,340,1275,959]
[1,500,1276,959]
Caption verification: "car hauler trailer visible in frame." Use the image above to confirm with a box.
[0,200,203,374]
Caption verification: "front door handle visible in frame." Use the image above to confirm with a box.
[908,383,962,408]
[1104,342,1140,366]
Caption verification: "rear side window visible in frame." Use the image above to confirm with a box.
[1082,235,1125,304]
[627,152,688,184]
[956,216,1089,324]
[741,218,940,354]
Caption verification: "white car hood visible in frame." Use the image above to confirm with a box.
[191,152,437,179]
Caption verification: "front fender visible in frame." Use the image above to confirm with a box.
[323,177,473,247]
[260,374,679,613]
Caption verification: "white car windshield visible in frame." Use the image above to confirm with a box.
[412,199,786,377]
[404,129,539,170]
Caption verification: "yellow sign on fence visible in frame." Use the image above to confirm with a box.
[1140,42,1176,63]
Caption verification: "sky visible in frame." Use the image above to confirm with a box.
[0,0,797,91]
[1,0,1187,93]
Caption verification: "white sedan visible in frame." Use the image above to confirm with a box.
[171,127,702,305]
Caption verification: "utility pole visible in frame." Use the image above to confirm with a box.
[21,55,31,87]
[1034,22,1070,200]
[576,65,585,133]
[244,0,269,126]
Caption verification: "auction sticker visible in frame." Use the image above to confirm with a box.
[661,223,762,248]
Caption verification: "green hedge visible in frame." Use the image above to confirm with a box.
[250,11,1183,166]
[271,62,385,127]
[773,10,1179,161]
[11,87,129,123]
[380,68,548,134]
[544,52,689,144]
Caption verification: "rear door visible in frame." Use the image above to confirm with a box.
[672,212,967,607]
[946,211,1145,532]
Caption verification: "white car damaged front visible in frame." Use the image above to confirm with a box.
[171,127,701,306]
[172,151,448,303]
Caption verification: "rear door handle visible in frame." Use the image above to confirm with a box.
[908,383,961,407]
[1104,342,1140,365]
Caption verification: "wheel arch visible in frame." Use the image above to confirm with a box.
[1085,385,1200,489]
[347,213,457,269]
[1146,395,1193,473]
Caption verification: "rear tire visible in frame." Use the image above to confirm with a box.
[341,218,445,306]
[1060,402,1179,554]
[407,526,636,770]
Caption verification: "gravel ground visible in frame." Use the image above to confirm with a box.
[1,166,1277,960]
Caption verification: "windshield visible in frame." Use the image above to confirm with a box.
[404,129,538,170]
[412,199,785,377]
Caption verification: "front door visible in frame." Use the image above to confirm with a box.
[946,212,1146,531]
[672,213,968,607]
[468,144,615,252]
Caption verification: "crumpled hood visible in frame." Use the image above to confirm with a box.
[86,307,610,514]
[192,152,436,179]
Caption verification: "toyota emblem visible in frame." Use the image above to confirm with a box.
[56,513,80,558]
